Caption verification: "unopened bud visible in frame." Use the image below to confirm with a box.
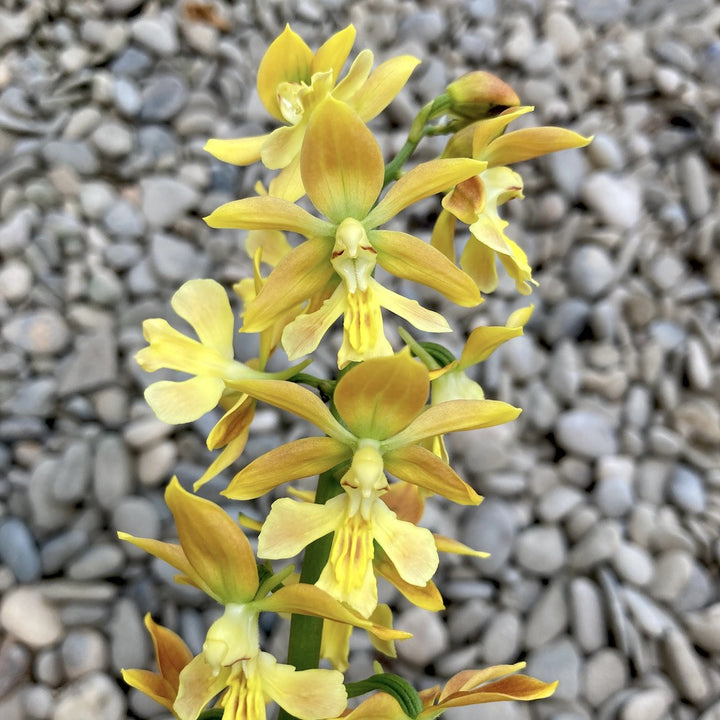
[446,71,520,120]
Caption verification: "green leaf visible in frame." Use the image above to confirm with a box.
[345,673,423,718]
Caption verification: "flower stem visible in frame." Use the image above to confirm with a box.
[277,467,344,720]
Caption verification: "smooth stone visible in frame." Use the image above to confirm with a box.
[594,475,634,518]
[108,599,149,674]
[90,121,133,158]
[583,648,628,707]
[525,579,568,649]
[140,176,199,227]
[78,182,115,220]
[58,328,118,395]
[668,464,706,514]
[479,609,522,664]
[53,441,92,503]
[150,233,206,282]
[93,433,132,510]
[686,604,720,653]
[679,153,712,220]
[22,684,54,719]
[34,649,64,688]
[60,629,108,679]
[661,628,710,704]
[53,672,125,720]
[582,172,642,228]
[0,517,42,582]
[3,310,70,354]
[569,245,616,299]
[140,75,188,121]
[0,587,63,648]
[543,12,581,59]
[622,587,678,637]
[526,638,582,701]
[67,543,125,581]
[42,141,99,175]
[536,485,584,522]
[576,0,629,23]
[137,441,176,486]
[570,578,606,653]
[111,497,161,555]
[612,541,654,586]
[685,337,712,390]
[28,459,75,532]
[41,529,89,576]
[620,687,674,720]
[515,525,568,576]
[131,16,179,57]
[569,520,621,570]
[556,409,618,459]
[395,606,449,666]
[0,258,32,302]
[649,550,693,602]
[103,199,145,237]
[461,498,516,576]
[0,642,31,697]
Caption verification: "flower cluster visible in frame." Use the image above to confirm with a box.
[122,23,590,720]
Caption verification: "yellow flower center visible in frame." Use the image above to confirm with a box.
[220,657,266,720]
[331,218,377,293]
[276,81,305,125]
[203,603,260,672]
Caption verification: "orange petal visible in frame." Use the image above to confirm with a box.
[301,96,384,223]
[471,106,534,158]
[224,437,352,501]
[121,669,176,712]
[352,55,421,121]
[333,351,429,440]
[144,614,193,690]
[484,126,593,167]
[165,477,258,604]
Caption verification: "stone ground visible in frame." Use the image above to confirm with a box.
[0,0,719,719]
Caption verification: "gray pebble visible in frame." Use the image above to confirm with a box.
[3,377,56,417]
[3,310,70,354]
[461,498,516,576]
[661,628,710,704]
[0,258,33,303]
[141,176,199,228]
[113,77,142,117]
[78,182,115,220]
[58,328,119,396]
[53,672,126,720]
[0,587,63,649]
[582,172,642,228]
[649,549,693,602]
[594,475,634,517]
[41,530,89,576]
[582,648,628,707]
[570,577,606,653]
[131,15,179,57]
[525,579,568,649]
[53,441,92,504]
[67,543,125,581]
[686,604,720,654]
[685,337,712,390]
[622,586,678,637]
[619,687,674,720]
[526,638,582,701]
[90,121,133,158]
[0,517,41,583]
[103,199,146,238]
[569,245,616,299]
[612,540,654,586]
[679,153,712,220]
[0,642,31,697]
[140,75,188,121]
[515,525,568,576]
[110,45,152,76]
[137,441,177,486]
[556,409,618,458]
[537,485,584,522]
[112,497,161,554]
[108,598,148,674]
[94,433,133,510]
[60,629,108,680]
[395,606,449,666]
[42,141,99,175]
[569,520,621,570]
[480,609,522,664]
[668,464,706,514]
[28,460,75,532]
[150,233,207,282]
[576,0,630,24]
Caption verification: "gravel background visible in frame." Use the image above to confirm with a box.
[0,1,719,719]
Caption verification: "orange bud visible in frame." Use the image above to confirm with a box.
[446,71,520,120]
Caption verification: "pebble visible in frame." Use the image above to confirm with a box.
[569,245,616,299]
[90,121,133,158]
[108,598,148,674]
[679,153,712,220]
[53,672,126,720]
[525,579,568,649]
[661,628,710,704]
[140,176,199,228]
[67,543,125,581]
[60,629,108,680]
[526,638,582,701]
[515,525,568,576]
[137,441,177,486]
[582,648,628,707]
[0,259,33,303]
[569,520,621,570]
[649,549,693,602]
[570,578,606,653]
[150,233,206,282]
[103,199,146,238]
[131,16,179,57]
[0,517,42,583]
[53,441,92,504]
[555,409,618,459]
[0,587,63,649]
[140,75,188,121]
[620,687,674,720]
[2,310,70,354]
[611,541,654,587]
[0,642,31,697]
[395,606,449,666]
[58,328,119,395]
[41,530,89,576]
[582,173,642,228]
[461,498,516,576]
[668,464,706,514]
[479,608,522,664]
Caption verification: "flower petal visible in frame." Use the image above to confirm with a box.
[312,25,356,77]
[430,208,458,262]
[225,438,352,502]
[470,106,535,158]
[203,135,266,166]
[261,123,306,169]
[257,25,313,120]
[144,614,193,690]
[333,351,429,440]
[242,237,335,333]
[225,379,352,442]
[434,534,489,558]
[387,399,521,449]
[301,96,384,222]
[171,279,234,358]
[364,158,485,229]
[484,127,593,166]
[269,154,305,202]
[372,501,438,586]
[121,669,176,712]
[373,281,451,335]
[459,325,524,368]
[258,652,347,720]
[165,477,258,604]
[174,654,230,720]
[438,674,558,707]
[383,445,482,505]
[144,377,225,425]
[204,196,333,237]
[375,554,445,612]
[352,55,421,121]
[282,285,345,360]
[441,663,527,699]
[372,230,481,307]
[459,235,498,294]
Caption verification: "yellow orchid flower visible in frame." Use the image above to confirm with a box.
[337,662,557,720]
[173,650,347,720]
[122,614,192,716]
[222,352,520,616]
[204,24,420,201]
[434,106,592,294]
[206,96,485,368]
[119,478,410,670]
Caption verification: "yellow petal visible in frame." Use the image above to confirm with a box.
[372,501,438,586]
[387,399,522,449]
[203,135,266,165]
[224,437,352,502]
[372,230,481,307]
[204,196,333,237]
[352,55,421,121]
[470,106,534,158]
[242,237,334,332]
[333,351,429,440]
[441,663,528,699]
[312,25,356,77]
[331,49,374,103]
[121,669,176,712]
[430,208,457,262]
[375,553,445,611]
[301,96,384,222]
[259,583,411,642]
[165,477,259,604]
[434,534,489,558]
[261,123,306,170]
[174,654,230,720]
[373,281,451,334]
[459,236,498,294]
[258,652,348,720]
[459,325,524,368]
[322,620,352,672]
[224,379,352,442]
[382,482,425,524]
[144,614,193,690]
[339,284,395,368]
[171,279,234,358]
[343,693,407,720]
[506,304,534,328]
[365,158,486,229]
[268,154,305,202]
[367,604,398,659]
[383,445,482,505]
[144,377,225,424]
[484,127,593,166]
[282,285,345,360]
[257,25,313,120]
[498,238,537,295]
[441,176,485,226]
[437,674,558,707]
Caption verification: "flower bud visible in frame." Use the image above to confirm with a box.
[446,71,520,120]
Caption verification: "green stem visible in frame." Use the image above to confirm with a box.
[288,372,336,401]
[277,467,344,720]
